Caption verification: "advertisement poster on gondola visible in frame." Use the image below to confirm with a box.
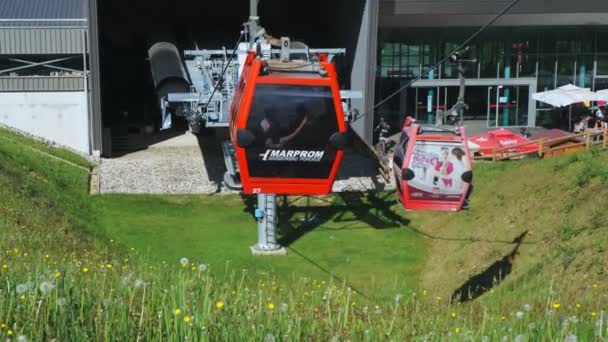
[406,141,470,202]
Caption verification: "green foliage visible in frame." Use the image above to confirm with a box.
[2,127,608,340]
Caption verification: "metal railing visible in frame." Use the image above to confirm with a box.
[474,128,608,161]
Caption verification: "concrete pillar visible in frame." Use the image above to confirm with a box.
[350,0,379,145]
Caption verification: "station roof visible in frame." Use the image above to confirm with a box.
[0,0,87,27]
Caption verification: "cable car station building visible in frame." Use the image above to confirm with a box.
[376,0,608,133]
[1,0,608,155]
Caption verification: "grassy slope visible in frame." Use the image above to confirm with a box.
[2,126,608,339]
[0,127,424,301]
[409,151,608,307]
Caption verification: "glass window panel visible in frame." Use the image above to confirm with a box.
[556,57,575,86]
[596,56,608,76]
[245,84,339,179]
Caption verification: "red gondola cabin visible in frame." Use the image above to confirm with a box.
[229,51,348,195]
[393,117,473,211]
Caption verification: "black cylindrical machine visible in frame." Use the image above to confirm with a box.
[148,42,190,99]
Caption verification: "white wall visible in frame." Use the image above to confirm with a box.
[0,92,90,154]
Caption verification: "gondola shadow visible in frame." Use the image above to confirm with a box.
[450,230,528,303]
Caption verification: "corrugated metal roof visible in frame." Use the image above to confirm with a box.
[0,0,87,27]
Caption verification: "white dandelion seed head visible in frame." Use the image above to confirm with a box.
[103,298,111,308]
[280,303,288,312]
[514,335,525,342]
[134,279,144,289]
[516,311,524,319]
[180,257,189,266]
[569,315,579,324]
[565,334,577,342]
[121,275,131,286]
[198,264,208,272]
[57,297,67,307]
[481,336,489,342]
[17,335,28,342]
[16,283,28,294]
[330,336,340,342]
[264,333,276,342]
[523,303,532,311]
[502,336,508,342]
[39,282,55,295]
[394,293,403,302]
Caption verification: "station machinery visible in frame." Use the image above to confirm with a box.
[147,0,361,255]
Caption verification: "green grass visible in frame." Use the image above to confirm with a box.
[1,126,608,340]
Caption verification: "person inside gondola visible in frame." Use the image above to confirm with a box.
[279,103,314,148]
[259,107,283,148]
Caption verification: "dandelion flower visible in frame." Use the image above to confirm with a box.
[134,279,144,289]
[516,311,524,319]
[267,303,275,311]
[455,327,460,334]
[57,297,67,307]
[451,311,457,318]
[19,294,25,300]
[592,284,598,288]
[39,282,55,295]
[180,258,189,267]
[2,264,7,270]
[17,335,28,342]
[83,267,89,273]
[183,315,191,323]
[216,301,224,309]
[174,308,182,316]
[198,264,208,272]
[16,283,28,294]
[55,271,61,279]
[1,323,5,329]
[553,303,560,310]
[264,333,276,342]
[105,264,112,269]
[7,330,13,336]
[501,315,507,321]
[569,315,579,324]
[592,312,597,317]
[422,289,427,296]
[523,304,532,312]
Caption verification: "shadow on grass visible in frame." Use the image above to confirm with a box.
[450,230,528,303]
[239,191,408,247]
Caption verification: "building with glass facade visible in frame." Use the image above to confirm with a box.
[375,0,608,133]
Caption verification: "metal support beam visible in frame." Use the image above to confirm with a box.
[251,194,286,256]
[0,56,76,75]
[7,58,81,73]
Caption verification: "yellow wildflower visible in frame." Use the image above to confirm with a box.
[19,295,25,300]
[55,271,61,279]
[267,303,275,311]
[451,311,457,318]
[174,308,182,316]
[23,253,28,257]
[592,312,597,317]
[83,267,89,273]
[45,254,49,259]
[553,303,560,310]
[216,301,224,309]
[183,315,191,323]
[455,327,460,334]
[576,303,581,309]
[7,330,12,336]
[422,289,427,296]
[592,284,598,288]
[501,316,507,321]
[2,264,7,270]
[1,323,5,329]
[106,264,112,269]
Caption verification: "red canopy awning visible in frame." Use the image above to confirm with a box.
[469,129,538,156]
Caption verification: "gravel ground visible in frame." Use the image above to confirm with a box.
[99,132,393,195]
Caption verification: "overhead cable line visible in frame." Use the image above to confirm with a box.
[351,0,523,124]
